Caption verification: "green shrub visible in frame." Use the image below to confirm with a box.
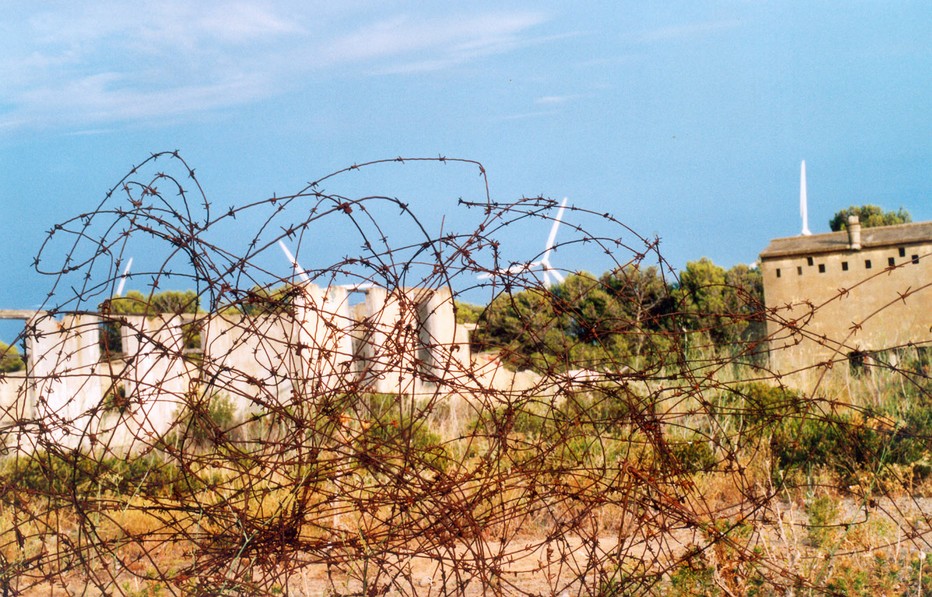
[716,382,802,428]
[772,405,932,486]
[359,393,449,473]
[171,393,239,448]
[806,494,839,548]
[772,413,874,485]
[102,384,130,413]
[0,341,24,373]
[670,437,717,474]
[0,451,187,498]
[668,550,718,595]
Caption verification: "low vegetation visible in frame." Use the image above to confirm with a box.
[2,341,929,594]
[0,341,23,373]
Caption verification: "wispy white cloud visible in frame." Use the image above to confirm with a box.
[324,12,548,74]
[0,3,551,132]
[534,94,585,106]
[1,1,300,130]
[498,92,585,122]
[636,19,741,43]
[496,109,560,122]
[198,3,303,42]
[15,72,271,125]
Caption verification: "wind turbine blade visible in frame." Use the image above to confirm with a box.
[537,198,568,286]
[544,197,568,253]
[341,282,373,291]
[478,262,531,281]
[539,257,565,286]
[800,161,811,236]
[278,240,311,284]
[115,257,133,296]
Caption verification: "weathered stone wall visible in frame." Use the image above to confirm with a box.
[105,314,190,450]
[0,373,28,450]
[761,241,931,379]
[291,284,357,395]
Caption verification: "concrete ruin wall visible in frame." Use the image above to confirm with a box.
[24,314,104,451]
[0,283,471,453]
[202,310,297,416]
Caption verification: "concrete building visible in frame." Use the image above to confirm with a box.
[759,217,932,378]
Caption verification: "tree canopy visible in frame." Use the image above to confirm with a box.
[106,290,200,316]
[829,205,912,231]
[0,341,24,373]
[99,290,202,355]
[471,259,766,372]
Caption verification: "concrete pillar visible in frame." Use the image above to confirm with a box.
[290,283,359,396]
[25,313,103,450]
[115,314,187,449]
[847,215,862,251]
[202,311,295,416]
[355,286,422,395]
[320,285,356,389]
[290,283,324,398]
[417,288,459,381]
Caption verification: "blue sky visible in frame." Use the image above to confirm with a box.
[0,1,929,318]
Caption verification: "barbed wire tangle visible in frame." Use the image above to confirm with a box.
[0,151,930,595]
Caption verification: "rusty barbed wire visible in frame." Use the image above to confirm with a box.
[0,151,930,595]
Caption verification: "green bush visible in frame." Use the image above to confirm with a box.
[102,384,130,413]
[0,341,24,373]
[772,413,873,484]
[716,382,802,427]
[806,494,839,548]
[171,393,239,448]
[359,393,449,473]
[669,437,717,474]
[0,451,187,498]
[772,405,932,486]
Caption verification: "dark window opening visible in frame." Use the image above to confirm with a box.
[865,259,872,269]
[818,264,826,273]
[888,257,896,267]
[181,319,204,353]
[842,261,849,271]
[899,247,906,257]
[797,266,803,276]
[849,350,871,375]
[807,256,814,266]
[914,346,932,375]
[776,268,781,278]
[912,254,920,265]
[99,320,123,356]
[103,384,131,413]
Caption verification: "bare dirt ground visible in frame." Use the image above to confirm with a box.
[9,496,932,595]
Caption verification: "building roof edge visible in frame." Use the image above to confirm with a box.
[760,220,932,260]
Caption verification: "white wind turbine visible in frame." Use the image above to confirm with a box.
[115,257,133,296]
[800,160,812,236]
[278,240,372,291]
[538,197,568,286]
[278,240,311,284]
[479,197,568,286]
